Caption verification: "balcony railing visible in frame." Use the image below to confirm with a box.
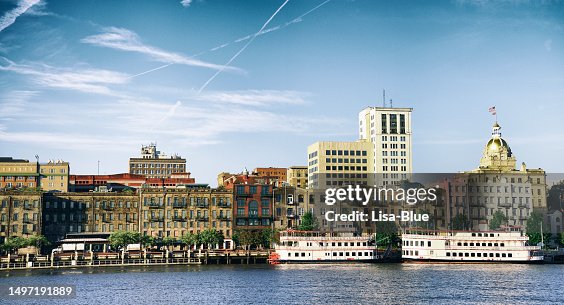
[23,204,34,210]
[149,217,164,222]
[195,216,209,222]
[172,203,187,209]
[23,218,35,224]
[148,204,163,209]
[217,203,232,208]
[216,216,231,220]
[172,216,187,221]
[286,213,296,218]
[102,205,114,210]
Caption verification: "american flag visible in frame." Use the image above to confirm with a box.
[488,106,496,115]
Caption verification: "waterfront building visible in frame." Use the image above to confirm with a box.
[39,160,69,192]
[0,157,38,189]
[273,186,313,229]
[307,140,374,189]
[140,188,233,244]
[443,123,547,231]
[254,167,287,184]
[69,173,195,192]
[358,106,413,186]
[286,166,308,188]
[129,143,189,179]
[42,192,139,243]
[0,191,43,240]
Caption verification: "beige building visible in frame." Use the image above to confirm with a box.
[140,188,233,241]
[287,166,308,188]
[0,192,42,240]
[129,144,187,178]
[307,140,374,189]
[39,160,69,192]
[273,186,313,229]
[359,106,413,186]
[0,157,39,189]
[254,167,287,184]
[445,123,547,231]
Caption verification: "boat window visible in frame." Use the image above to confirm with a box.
[294,253,299,257]
[464,243,468,246]
[301,253,305,257]
[494,243,498,247]
[489,253,494,257]
[410,241,413,246]
[288,253,291,257]
[363,242,366,246]
[352,252,356,256]
[453,253,457,257]
[482,243,486,246]
[465,253,469,257]
[332,242,335,247]
[488,243,492,247]
[344,242,348,247]
[333,252,337,256]
[470,243,474,246]
[483,253,487,257]
[496,253,500,257]
[471,253,475,257]
[459,253,463,257]
[338,242,342,247]
[415,251,419,256]
[508,253,512,258]
[365,252,369,256]
[477,253,481,257]
[472,233,476,237]
[500,243,504,247]
[446,252,451,257]
[345,252,350,256]
[502,253,506,257]
[478,233,482,237]
[457,242,462,246]
[428,241,431,247]
[490,234,494,237]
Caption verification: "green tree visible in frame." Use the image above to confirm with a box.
[1,236,28,254]
[375,221,399,248]
[489,211,508,230]
[526,212,551,248]
[180,232,198,250]
[559,233,564,247]
[261,228,280,249]
[109,231,139,251]
[234,229,259,250]
[198,229,223,249]
[452,213,471,230]
[298,211,317,231]
[139,235,155,249]
[161,237,177,251]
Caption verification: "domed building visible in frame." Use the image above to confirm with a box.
[445,122,547,231]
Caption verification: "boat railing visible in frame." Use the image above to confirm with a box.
[279,236,372,241]
[442,245,540,251]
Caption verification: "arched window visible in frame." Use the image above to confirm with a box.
[249,201,259,217]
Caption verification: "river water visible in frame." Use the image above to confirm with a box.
[1,263,562,304]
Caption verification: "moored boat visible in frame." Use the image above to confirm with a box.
[401,227,543,263]
[270,230,381,263]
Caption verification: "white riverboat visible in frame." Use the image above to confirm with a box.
[401,227,543,263]
[269,230,380,263]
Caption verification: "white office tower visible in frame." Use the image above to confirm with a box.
[358,106,413,186]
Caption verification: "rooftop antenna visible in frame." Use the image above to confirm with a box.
[383,90,386,107]
[390,98,393,108]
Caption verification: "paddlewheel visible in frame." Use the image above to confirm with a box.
[268,252,280,265]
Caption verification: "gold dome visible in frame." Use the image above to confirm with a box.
[485,138,512,156]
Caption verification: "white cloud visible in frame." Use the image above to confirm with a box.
[0,90,38,119]
[195,90,310,106]
[81,27,243,73]
[0,57,129,96]
[0,0,41,33]
[180,0,193,7]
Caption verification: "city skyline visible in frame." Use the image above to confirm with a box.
[1,0,564,185]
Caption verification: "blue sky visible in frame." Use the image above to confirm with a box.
[1,0,563,185]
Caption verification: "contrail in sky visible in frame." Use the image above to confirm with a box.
[198,0,290,93]
[128,0,331,80]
